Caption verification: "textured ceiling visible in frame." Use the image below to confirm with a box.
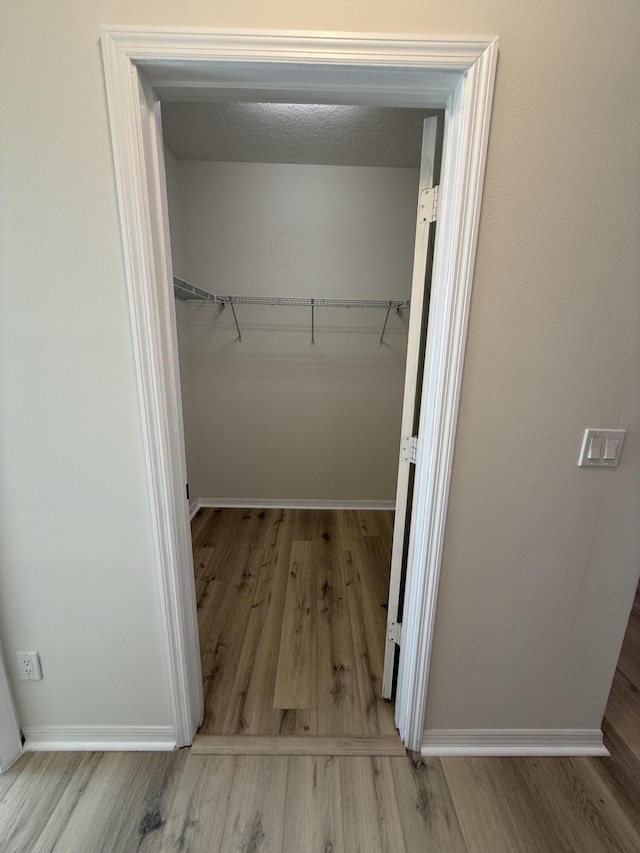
[161,102,438,167]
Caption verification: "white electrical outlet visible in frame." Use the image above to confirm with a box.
[17,652,42,681]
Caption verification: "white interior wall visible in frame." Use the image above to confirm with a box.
[1,0,638,743]
[167,160,418,502]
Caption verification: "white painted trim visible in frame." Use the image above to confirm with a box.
[189,499,200,520]
[383,116,438,699]
[0,647,22,772]
[101,35,203,749]
[23,726,175,752]
[421,729,608,757]
[100,27,498,754]
[395,36,499,751]
[102,25,495,61]
[194,498,395,512]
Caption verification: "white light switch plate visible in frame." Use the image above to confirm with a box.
[578,429,626,468]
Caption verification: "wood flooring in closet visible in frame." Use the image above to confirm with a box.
[191,507,397,745]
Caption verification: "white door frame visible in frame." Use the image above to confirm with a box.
[0,642,22,772]
[101,26,498,751]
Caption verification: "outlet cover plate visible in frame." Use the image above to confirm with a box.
[578,429,626,468]
[17,651,42,680]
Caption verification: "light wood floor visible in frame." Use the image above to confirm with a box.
[1,567,638,850]
[191,508,397,738]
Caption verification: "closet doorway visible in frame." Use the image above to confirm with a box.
[101,27,497,751]
[162,104,441,743]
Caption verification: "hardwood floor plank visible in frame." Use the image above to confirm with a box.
[156,754,236,852]
[378,509,396,539]
[370,756,407,853]
[292,508,319,541]
[357,509,383,537]
[337,509,362,550]
[190,507,216,547]
[191,735,405,756]
[339,757,384,853]
[591,719,640,838]
[0,752,96,853]
[272,708,318,735]
[36,751,186,853]
[282,756,322,853]
[222,510,308,735]
[344,544,386,678]
[446,749,640,853]
[30,754,104,853]
[603,670,640,762]
[570,753,640,850]
[344,547,396,736]
[221,510,292,733]
[192,506,251,550]
[200,511,274,732]
[218,756,288,853]
[0,753,32,803]
[443,757,561,853]
[392,753,468,852]
[316,512,363,735]
[195,513,258,648]
[273,540,317,710]
[320,754,344,852]
[192,546,220,607]
[282,755,344,853]
[191,510,256,608]
[513,755,640,853]
[360,533,394,608]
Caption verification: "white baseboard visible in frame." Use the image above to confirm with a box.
[189,499,200,520]
[421,728,608,757]
[191,497,395,512]
[22,725,176,752]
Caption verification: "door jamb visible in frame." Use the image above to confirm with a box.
[101,27,498,751]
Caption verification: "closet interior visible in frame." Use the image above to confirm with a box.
[161,101,439,740]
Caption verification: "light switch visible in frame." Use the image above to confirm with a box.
[587,437,602,460]
[578,429,626,467]
[603,438,619,461]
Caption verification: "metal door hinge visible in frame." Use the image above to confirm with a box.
[401,435,418,464]
[418,185,439,224]
[186,483,190,501]
[387,621,402,644]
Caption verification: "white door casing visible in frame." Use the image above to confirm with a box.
[101,27,498,751]
[382,116,439,699]
[0,643,22,772]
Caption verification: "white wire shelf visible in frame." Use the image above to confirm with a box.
[173,278,410,310]
[173,277,410,344]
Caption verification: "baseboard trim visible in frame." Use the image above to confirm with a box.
[189,499,200,520]
[22,725,176,752]
[192,498,395,512]
[421,728,608,757]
